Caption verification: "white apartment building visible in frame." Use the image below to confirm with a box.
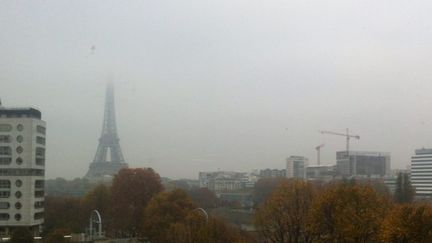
[0,107,45,236]
[286,156,307,179]
[411,148,432,197]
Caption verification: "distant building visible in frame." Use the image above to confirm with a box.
[306,165,336,181]
[259,168,286,178]
[286,156,307,179]
[336,151,390,178]
[411,148,432,197]
[199,171,248,192]
[0,106,46,236]
[384,168,410,194]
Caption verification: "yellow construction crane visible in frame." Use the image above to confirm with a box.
[320,129,360,156]
[315,144,325,165]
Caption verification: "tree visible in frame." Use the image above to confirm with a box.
[142,189,197,242]
[10,227,34,243]
[187,187,219,209]
[254,180,316,243]
[169,213,253,243]
[253,177,288,206]
[81,184,112,233]
[143,189,252,243]
[394,172,415,203]
[309,183,391,243]
[380,204,432,243]
[43,228,71,243]
[110,168,163,237]
[44,196,85,233]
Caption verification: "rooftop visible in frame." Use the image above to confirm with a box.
[0,107,42,119]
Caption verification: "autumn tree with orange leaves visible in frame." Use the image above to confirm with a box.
[254,180,317,243]
[380,204,432,243]
[110,168,163,237]
[143,189,252,243]
[309,183,391,243]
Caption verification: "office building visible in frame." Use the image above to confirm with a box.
[286,156,307,179]
[199,171,248,192]
[336,151,390,178]
[259,168,286,178]
[411,148,432,197]
[0,106,45,236]
[306,165,336,181]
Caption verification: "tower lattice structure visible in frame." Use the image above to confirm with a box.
[85,82,128,179]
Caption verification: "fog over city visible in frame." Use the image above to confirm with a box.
[2,0,432,179]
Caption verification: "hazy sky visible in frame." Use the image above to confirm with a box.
[2,0,432,179]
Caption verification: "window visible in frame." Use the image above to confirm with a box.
[0,158,11,165]
[15,191,22,199]
[37,126,45,135]
[0,191,10,198]
[34,201,44,209]
[0,147,11,156]
[36,136,45,145]
[34,212,44,220]
[0,214,9,221]
[16,124,23,131]
[14,214,21,221]
[16,135,23,143]
[36,158,45,165]
[0,169,44,176]
[16,157,23,165]
[16,146,23,154]
[35,180,44,189]
[15,202,21,210]
[15,180,22,187]
[0,125,12,132]
[0,136,10,143]
[0,180,10,189]
[35,190,44,198]
[36,147,45,157]
[0,202,9,209]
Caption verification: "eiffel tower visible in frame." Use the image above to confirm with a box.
[85,82,128,179]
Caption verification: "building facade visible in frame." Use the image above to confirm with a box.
[286,156,307,179]
[259,169,286,178]
[199,171,248,192]
[411,148,432,197]
[0,107,45,236]
[306,165,336,181]
[336,151,390,178]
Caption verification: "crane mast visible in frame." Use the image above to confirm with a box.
[320,128,360,175]
[315,144,325,166]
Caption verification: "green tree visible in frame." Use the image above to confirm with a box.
[394,172,415,203]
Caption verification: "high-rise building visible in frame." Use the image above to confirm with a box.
[85,83,128,179]
[0,106,46,236]
[286,156,307,179]
[411,148,432,197]
[336,151,390,178]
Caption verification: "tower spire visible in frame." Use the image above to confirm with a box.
[85,82,128,179]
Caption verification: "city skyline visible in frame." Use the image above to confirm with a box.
[2,1,432,179]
